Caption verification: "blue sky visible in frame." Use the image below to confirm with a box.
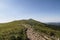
[0,0,60,23]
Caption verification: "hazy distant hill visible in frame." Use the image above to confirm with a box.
[46,22,60,26]
[0,19,60,40]
[46,22,60,31]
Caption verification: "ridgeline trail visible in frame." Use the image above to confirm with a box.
[23,24,59,40]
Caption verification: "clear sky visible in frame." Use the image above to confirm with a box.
[0,0,60,23]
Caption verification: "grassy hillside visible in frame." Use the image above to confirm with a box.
[0,21,27,40]
[0,19,60,40]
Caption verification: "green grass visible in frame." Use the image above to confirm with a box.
[0,19,60,40]
[0,21,27,40]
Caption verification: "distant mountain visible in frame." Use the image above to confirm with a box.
[45,22,60,31]
[0,19,60,40]
[46,22,60,26]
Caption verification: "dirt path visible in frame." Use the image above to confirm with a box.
[24,24,51,40]
[26,27,46,40]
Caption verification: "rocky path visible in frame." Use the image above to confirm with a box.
[26,27,46,40]
[26,27,52,40]
[23,24,59,40]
